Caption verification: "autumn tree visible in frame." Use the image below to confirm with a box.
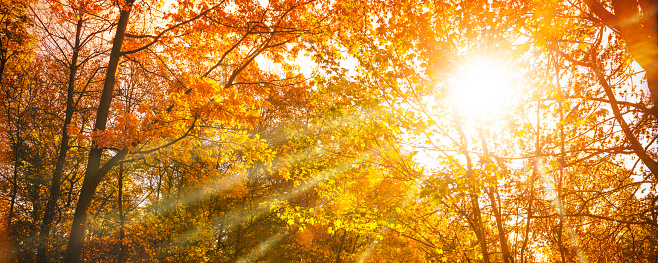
[56,0,328,262]
[3,0,658,262]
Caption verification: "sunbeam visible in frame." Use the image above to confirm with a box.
[235,233,285,263]
[149,106,387,215]
[356,177,422,263]
[535,159,588,263]
[161,147,380,255]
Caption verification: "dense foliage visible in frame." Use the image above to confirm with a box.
[1,0,657,262]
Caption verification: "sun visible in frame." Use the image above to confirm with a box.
[451,56,516,119]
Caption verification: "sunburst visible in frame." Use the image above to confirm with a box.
[451,56,517,120]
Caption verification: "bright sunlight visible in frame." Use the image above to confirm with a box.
[452,56,516,119]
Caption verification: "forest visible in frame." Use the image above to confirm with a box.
[0,0,657,262]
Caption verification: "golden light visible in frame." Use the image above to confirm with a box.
[451,56,516,119]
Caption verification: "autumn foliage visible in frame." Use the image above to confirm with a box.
[1,0,657,262]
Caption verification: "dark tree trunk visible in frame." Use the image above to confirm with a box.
[585,0,658,116]
[487,186,512,263]
[454,114,490,263]
[36,16,83,263]
[63,1,134,262]
[117,162,126,263]
[0,58,6,82]
[7,146,19,234]
[477,125,513,263]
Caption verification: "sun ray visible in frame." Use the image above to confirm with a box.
[235,233,285,263]
[356,177,422,263]
[113,104,398,258]
[535,159,589,263]
[136,106,386,217]
[161,147,380,251]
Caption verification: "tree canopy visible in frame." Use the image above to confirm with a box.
[1,0,657,262]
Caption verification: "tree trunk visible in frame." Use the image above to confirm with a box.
[0,57,6,82]
[3,60,24,260]
[7,152,18,230]
[521,100,541,263]
[63,1,134,262]
[556,56,566,263]
[487,187,512,263]
[584,0,658,117]
[117,162,125,263]
[36,16,83,263]
[477,126,513,263]
[454,114,490,263]
[470,193,490,263]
